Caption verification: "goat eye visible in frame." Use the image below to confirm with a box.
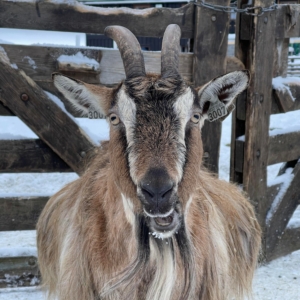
[110,114,120,125]
[191,113,201,124]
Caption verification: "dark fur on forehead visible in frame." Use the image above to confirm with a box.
[124,74,186,102]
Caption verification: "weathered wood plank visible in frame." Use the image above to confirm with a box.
[0,102,14,116]
[0,139,72,173]
[268,130,300,165]
[266,227,300,261]
[266,161,300,255]
[235,130,300,170]
[193,0,231,173]
[0,0,194,38]
[0,49,97,174]
[241,0,276,228]
[0,196,49,231]
[230,0,248,184]
[0,257,39,284]
[0,44,244,86]
[273,38,289,77]
[276,5,300,39]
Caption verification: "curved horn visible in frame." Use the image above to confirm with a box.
[104,26,146,79]
[161,24,181,78]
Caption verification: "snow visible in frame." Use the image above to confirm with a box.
[266,168,295,225]
[0,287,45,300]
[0,231,37,258]
[288,206,300,229]
[57,52,100,72]
[22,56,37,70]
[0,46,18,69]
[272,76,300,101]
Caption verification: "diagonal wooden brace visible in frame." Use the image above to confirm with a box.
[266,161,300,258]
[0,48,97,175]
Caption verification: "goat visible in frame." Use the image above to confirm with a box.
[37,24,261,300]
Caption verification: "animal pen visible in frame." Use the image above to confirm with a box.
[0,0,299,287]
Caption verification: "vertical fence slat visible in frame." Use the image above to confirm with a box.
[193,0,231,173]
[233,0,276,233]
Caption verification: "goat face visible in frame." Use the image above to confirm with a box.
[52,25,249,239]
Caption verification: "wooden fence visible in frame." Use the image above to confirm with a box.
[0,0,299,286]
[231,0,300,261]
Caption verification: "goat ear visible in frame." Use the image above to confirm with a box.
[52,73,113,116]
[197,70,250,122]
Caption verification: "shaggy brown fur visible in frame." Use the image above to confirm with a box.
[37,67,261,300]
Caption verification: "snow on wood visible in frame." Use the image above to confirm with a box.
[287,205,300,229]
[266,168,295,225]
[272,76,300,101]
[57,52,100,73]
[22,56,36,70]
[0,133,32,140]
[0,46,18,69]
[269,125,300,136]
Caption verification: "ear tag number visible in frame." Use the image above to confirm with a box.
[207,100,228,122]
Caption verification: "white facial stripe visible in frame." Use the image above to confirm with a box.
[116,87,138,184]
[173,88,194,143]
[173,88,194,181]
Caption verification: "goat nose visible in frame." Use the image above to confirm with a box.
[141,180,174,204]
[140,168,174,206]
[141,181,173,202]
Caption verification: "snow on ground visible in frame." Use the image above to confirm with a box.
[0,101,300,299]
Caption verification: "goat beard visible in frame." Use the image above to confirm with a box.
[100,215,196,300]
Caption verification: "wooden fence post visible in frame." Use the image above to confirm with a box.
[193,0,231,174]
[233,0,276,236]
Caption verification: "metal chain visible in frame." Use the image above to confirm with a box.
[193,0,278,17]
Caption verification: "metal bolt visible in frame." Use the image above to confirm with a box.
[264,17,268,24]
[20,93,29,101]
[256,150,260,158]
[80,151,86,158]
[203,152,210,158]
[211,15,216,22]
[260,95,264,103]
[28,257,36,266]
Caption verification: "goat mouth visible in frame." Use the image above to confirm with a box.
[154,214,174,227]
[146,210,180,237]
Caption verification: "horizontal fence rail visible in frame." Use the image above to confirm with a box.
[0,0,194,38]
[0,139,72,173]
[0,44,246,117]
[0,196,49,231]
